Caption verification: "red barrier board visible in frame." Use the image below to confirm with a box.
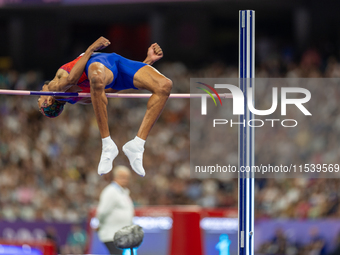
[88,206,237,255]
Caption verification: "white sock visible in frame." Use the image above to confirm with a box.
[102,136,113,148]
[122,136,146,177]
[134,136,146,148]
[98,136,119,175]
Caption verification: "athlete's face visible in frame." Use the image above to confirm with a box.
[38,83,55,109]
[38,95,55,109]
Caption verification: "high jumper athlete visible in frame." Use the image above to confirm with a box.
[38,36,172,177]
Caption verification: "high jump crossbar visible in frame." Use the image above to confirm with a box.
[239,10,255,255]
[0,89,232,99]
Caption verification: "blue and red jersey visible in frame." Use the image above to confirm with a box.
[58,53,147,104]
[59,56,90,104]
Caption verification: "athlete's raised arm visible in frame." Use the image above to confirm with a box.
[46,36,111,92]
[143,43,163,65]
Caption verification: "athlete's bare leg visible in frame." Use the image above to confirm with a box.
[88,63,111,138]
[133,65,172,139]
[88,62,118,175]
[123,65,172,176]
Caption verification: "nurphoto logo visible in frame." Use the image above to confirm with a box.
[198,83,312,128]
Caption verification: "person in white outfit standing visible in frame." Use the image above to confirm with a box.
[96,165,134,255]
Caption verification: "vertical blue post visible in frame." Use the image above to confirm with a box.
[238,10,255,255]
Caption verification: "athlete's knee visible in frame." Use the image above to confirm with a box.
[90,74,105,91]
[156,77,172,96]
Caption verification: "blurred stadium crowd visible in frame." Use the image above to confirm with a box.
[257,227,340,255]
[1,46,340,254]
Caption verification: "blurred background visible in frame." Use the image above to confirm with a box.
[1,0,340,255]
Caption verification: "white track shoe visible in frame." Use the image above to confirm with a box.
[122,137,146,177]
[98,138,119,175]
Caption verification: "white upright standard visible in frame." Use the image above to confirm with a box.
[238,10,255,255]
